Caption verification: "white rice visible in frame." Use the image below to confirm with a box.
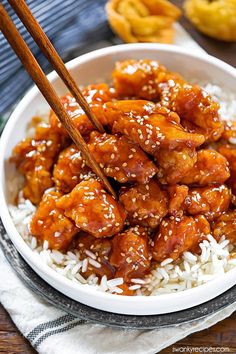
[141,235,235,296]
[7,83,236,295]
[203,83,236,122]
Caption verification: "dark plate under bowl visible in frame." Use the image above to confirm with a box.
[1,219,235,329]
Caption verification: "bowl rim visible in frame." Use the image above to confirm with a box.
[0,43,236,314]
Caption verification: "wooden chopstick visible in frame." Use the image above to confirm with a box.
[7,0,105,134]
[0,3,116,198]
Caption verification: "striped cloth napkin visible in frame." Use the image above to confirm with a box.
[1,3,235,352]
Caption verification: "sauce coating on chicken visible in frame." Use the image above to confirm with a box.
[110,226,151,282]
[152,215,210,262]
[155,147,197,184]
[11,124,65,204]
[212,211,236,245]
[168,184,231,220]
[119,180,168,229]
[113,59,166,100]
[102,100,205,155]
[164,84,224,142]
[57,179,126,238]
[168,185,189,217]
[88,131,157,184]
[218,144,236,196]
[53,144,96,193]
[113,59,224,142]
[184,185,231,221]
[49,84,115,137]
[181,149,230,186]
[30,191,78,251]
[76,233,115,279]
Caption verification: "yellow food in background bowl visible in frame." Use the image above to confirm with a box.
[106,0,181,43]
[184,0,236,42]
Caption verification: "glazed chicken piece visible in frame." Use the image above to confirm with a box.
[218,144,236,196]
[76,233,115,279]
[88,131,157,184]
[11,124,64,205]
[110,226,151,282]
[181,149,230,186]
[112,59,224,142]
[53,144,96,193]
[155,147,197,184]
[112,59,167,100]
[162,83,224,142]
[49,84,114,137]
[103,100,205,155]
[30,191,78,251]
[168,185,189,217]
[168,184,231,220]
[212,210,236,244]
[57,179,126,238]
[152,215,210,262]
[184,185,231,221]
[119,180,168,229]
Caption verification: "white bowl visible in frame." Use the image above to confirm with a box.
[0,44,236,316]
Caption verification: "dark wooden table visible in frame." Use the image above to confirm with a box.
[1,1,236,353]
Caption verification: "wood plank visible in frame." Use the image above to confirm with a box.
[160,313,236,353]
[0,305,36,354]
